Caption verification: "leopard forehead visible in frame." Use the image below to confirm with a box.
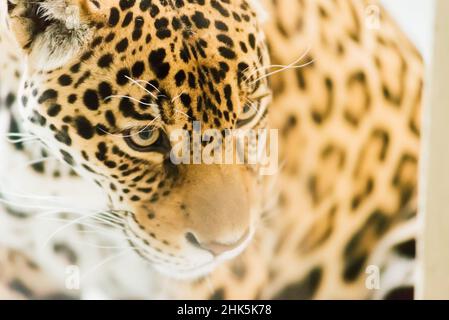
[25,0,269,133]
[19,0,270,183]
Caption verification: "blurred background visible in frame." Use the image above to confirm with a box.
[383,0,435,62]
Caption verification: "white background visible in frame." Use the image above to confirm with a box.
[382,0,435,62]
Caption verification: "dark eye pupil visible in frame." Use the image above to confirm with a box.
[243,104,251,113]
[139,130,152,140]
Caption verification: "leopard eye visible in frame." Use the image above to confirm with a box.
[124,127,163,152]
[236,101,260,128]
[241,102,258,120]
[236,91,271,128]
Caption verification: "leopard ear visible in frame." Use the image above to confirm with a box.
[6,0,104,71]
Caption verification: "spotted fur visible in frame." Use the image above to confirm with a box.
[0,0,423,299]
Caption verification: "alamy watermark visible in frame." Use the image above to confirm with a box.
[365,265,381,290]
[65,265,80,290]
[169,121,279,176]
[365,5,381,30]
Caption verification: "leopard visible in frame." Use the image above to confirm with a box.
[0,0,423,299]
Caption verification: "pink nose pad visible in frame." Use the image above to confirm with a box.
[185,230,250,256]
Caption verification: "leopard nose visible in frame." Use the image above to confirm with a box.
[185,230,250,256]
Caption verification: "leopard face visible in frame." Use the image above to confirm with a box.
[8,0,272,278]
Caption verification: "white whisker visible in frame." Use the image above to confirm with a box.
[0,197,94,212]
[250,59,315,85]
[77,229,137,243]
[171,91,184,103]
[246,45,312,80]
[68,240,133,250]
[81,250,131,281]
[124,75,159,100]
[41,211,123,247]
[242,46,314,87]
[105,94,159,107]
[5,137,40,144]
[174,109,191,119]
[96,115,161,138]
[133,79,162,94]
[0,187,64,202]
